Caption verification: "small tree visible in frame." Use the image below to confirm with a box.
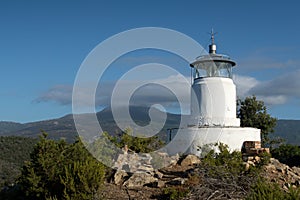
[237,96,278,147]
[18,133,106,200]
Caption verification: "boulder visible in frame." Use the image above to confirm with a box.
[123,172,158,187]
[113,170,128,185]
[180,155,201,167]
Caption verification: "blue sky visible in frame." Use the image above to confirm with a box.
[1,0,300,122]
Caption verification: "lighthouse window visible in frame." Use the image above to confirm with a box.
[193,61,233,79]
[215,62,233,78]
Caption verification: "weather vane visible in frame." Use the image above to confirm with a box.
[210,28,217,44]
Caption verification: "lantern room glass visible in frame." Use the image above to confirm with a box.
[193,61,233,79]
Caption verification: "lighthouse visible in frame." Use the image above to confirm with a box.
[167,31,261,156]
[190,31,240,127]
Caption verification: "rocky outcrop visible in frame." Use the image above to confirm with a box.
[111,151,300,193]
[263,158,300,190]
[111,152,188,188]
[113,151,180,173]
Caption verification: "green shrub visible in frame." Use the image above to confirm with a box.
[202,143,245,176]
[17,133,106,199]
[162,186,189,200]
[271,144,300,167]
[246,178,300,200]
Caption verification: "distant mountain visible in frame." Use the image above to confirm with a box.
[273,120,300,145]
[0,108,299,145]
[0,107,181,142]
[0,121,24,135]
[0,115,77,142]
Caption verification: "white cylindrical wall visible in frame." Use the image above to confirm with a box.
[191,77,240,127]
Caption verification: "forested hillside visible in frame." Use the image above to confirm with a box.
[0,136,37,187]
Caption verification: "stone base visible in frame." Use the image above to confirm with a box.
[166,127,261,157]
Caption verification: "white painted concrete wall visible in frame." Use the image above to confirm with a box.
[166,127,261,156]
[191,77,240,127]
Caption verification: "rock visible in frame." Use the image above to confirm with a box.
[155,180,166,188]
[171,153,180,162]
[286,170,299,181]
[247,156,254,161]
[113,170,128,185]
[264,164,276,171]
[123,172,158,187]
[154,170,164,179]
[180,155,201,167]
[137,165,154,173]
[244,162,250,171]
[247,160,255,166]
[122,164,130,172]
[254,156,261,163]
[292,166,300,176]
[167,177,187,185]
[294,180,300,186]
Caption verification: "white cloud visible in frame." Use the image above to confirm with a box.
[236,47,300,72]
[233,74,259,98]
[36,69,300,110]
[35,74,191,112]
[35,85,73,105]
[249,70,300,103]
[234,70,300,105]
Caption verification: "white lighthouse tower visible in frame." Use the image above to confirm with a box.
[190,31,240,127]
[167,31,261,156]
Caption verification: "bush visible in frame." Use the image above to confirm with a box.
[162,186,189,200]
[17,133,106,199]
[246,178,300,200]
[202,143,245,176]
[271,144,300,167]
[191,143,269,199]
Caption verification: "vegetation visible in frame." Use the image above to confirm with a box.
[202,143,245,175]
[1,129,165,199]
[15,133,106,200]
[176,143,268,199]
[271,144,300,167]
[1,134,300,199]
[1,95,300,199]
[0,136,37,188]
[237,95,278,147]
[109,128,164,153]
[246,178,300,200]
[185,143,300,200]
[162,186,189,200]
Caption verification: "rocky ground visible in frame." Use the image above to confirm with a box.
[99,152,300,200]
